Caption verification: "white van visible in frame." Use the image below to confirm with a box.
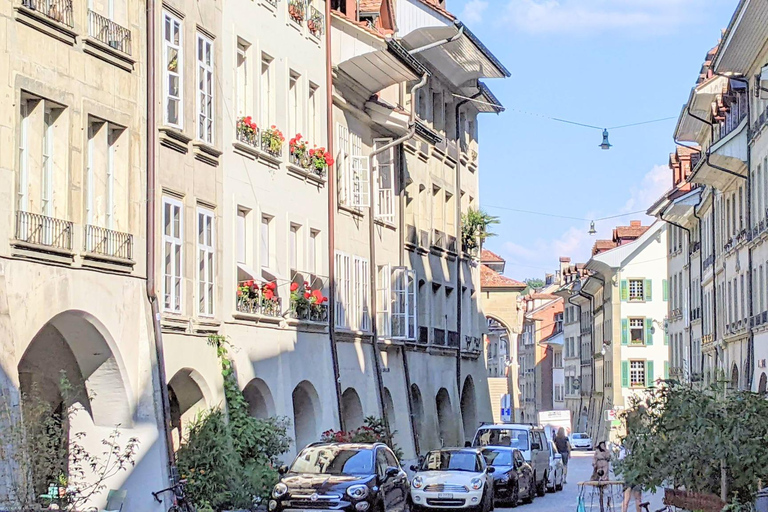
[471,424,550,497]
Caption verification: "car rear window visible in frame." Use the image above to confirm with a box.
[474,428,530,451]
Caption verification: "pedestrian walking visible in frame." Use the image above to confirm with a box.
[553,427,571,484]
[618,443,643,512]
[591,441,611,481]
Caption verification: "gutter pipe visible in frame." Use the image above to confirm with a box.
[409,25,464,55]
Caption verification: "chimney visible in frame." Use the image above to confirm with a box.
[559,257,571,283]
[630,220,642,227]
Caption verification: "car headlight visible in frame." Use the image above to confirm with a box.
[412,476,424,489]
[347,485,369,500]
[272,483,288,499]
[470,477,483,490]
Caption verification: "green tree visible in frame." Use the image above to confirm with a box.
[461,208,499,253]
[524,278,545,292]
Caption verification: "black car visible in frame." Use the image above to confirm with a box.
[481,447,535,507]
[269,442,409,512]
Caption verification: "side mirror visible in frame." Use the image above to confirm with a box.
[486,466,495,474]
[278,465,288,475]
[410,464,419,472]
[531,443,541,451]
[385,466,400,479]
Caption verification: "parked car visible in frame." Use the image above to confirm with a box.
[570,432,593,450]
[270,442,409,512]
[546,440,564,492]
[481,447,535,507]
[472,424,549,497]
[410,447,495,512]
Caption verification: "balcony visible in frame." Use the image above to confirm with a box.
[433,328,446,346]
[689,241,701,255]
[288,300,328,323]
[432,229,445,251]
[406,224,418,247]
[261,129,284,159]
[307,5,324,37]
[84,225,133,260]
[446,234,457,254]
[236,283,282,318]
[703,254,714,269]
[236,124,260,148]
[288,0,305,23]
[418,326,429,344]
[419,229,430,250]
[289,147,327,179]
[88,10,132,55]
[447,330,460,348]
[15,211,73,251]
[21,0,73,28]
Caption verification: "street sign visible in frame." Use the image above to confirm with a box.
[500,394,511,422]
[604,409,617,422]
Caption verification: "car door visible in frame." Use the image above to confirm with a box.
[384,447,408,511]
[514,450,532,494]
[534,431,549,481]
[376,448,398,510]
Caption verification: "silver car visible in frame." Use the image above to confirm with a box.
[546,440,564,492]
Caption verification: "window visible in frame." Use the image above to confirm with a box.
[374,138,395,223]
[377,265,391,338]
[629,318,644,345]
[86,119,123,229]
[163,196,183,312]
[630,360,646,387]
[18,99,29,211]
[163,11,183,127]
[353,256,370,331]
[554,384,563,402]
[392,267,417,340]
[197,207,215,316]
[236,209,247,264]
[260,54,273,128]
[260,215,272,268]
[761,265,765,313]
[41,107,54,217]
[629,279,644,301]
[236,40,249,117]
[308,230,319,274]
[350,150,368,208]
[289,224,300,270]
[336,123,350,204]
[288,71,300,138]
[554,351,562,368]
[308,83,318,144]
[196,33,214,143]
[334,251,351,328]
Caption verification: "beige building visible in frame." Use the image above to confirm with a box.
[0,0,169,510]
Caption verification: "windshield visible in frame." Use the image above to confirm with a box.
[474,428,530,451]
[290,446,374,476]
[482,449,513,467]
[572,433,587,439]
[421,450,482,472]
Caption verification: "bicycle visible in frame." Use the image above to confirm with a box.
[152,478,196,512]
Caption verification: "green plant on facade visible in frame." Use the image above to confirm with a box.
[320,416,404,461]
[615,381,768,508]
[460,208,499,253]
[175,335,292,511]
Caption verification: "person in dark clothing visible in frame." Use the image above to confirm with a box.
[553,427,572,483]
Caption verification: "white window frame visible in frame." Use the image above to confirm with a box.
[197,206,215,317]
[391,267,416,340]
[350,155,370,208]
[308,83,318,144]
[288,71,300,138]
[629,360,646,388]
[106,127,116,229]
[308,229,319,274]
[236,40,249,118]
[163,11,183,128]
[260,54,273,128]
[41,108,54,218]
[373,138,395,223]
[289,223,300,271]
[261,215,271,269]
[628,278,644,301]
[236,209,247,264]
[353,256,370,331]
[18,99,29,211]
[335,251,351,328]
[336,123,350,205]
[163,196,184,313]
[196,32,214,144]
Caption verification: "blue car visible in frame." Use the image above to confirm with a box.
[481,447,535,507]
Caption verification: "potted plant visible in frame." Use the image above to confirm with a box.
[461,207,499,254]
[260,282,280,315]
[261,126,285,157]
[236,280,259,313]
[288,0,305,23]
[290,281,311,319]
[308,146,334,178]
[289,134,310,168]
[236,116,258,146]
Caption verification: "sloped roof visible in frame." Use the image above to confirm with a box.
[359,0,381,12]
[613,223,649,240]
[480,249,504,263]
[417,0,456,20]
[480,264,526,289]
[592,240,617,255]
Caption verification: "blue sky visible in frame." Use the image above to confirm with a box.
[458,0,738,280]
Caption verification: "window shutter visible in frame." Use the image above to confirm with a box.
[645,318,653,345]
[644,279,652,301]
[350,155,370,208]
[621,361,629,388]
[621,319,629,345]
[406,269,417,340]
[645,361,655,387]
[391,267,406,338]
[664,332,669,345]
[620,280,628,301]
[662,279,668,301]
[377,265,391,338]
[664,361,669,380]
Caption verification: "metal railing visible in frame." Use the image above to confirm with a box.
[288,0,305,23]
[21,0,73,27]
[418,326,429,344]
[236,126,260,148]
[307,5,324,37]
[433,328,446,346]
[419,229,429,249]
[236,292,282,317]
[88,10,132,55]
[446,234,457,254]
[261,131,284,158]
[432,229,445,250]
[447,331,460,348]
[263,0,278,8]
[406,225,418,246]
[84,225,133,260]
[289,300,328,322]
[15,211,73,250]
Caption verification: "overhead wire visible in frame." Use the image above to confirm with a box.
[483,204,649,223]
[506,108,676,131]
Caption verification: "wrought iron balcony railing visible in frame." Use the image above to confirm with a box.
[447,330,460,348]
[15,211,73,251]
[236,290,282,317]
[419,229,429,249]
[418,326,429,344]
[446,234,457,254]
[433,328,446,346]
[307,5,324,37]
[432,229,445,250]
[88,10,132,55]
[21,0,73,28]
[288,0,305,23]
[406,225,418,246]
[236,126,260,148]
[289,300,328,322]
[84,224,133,260]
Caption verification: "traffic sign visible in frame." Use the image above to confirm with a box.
[500,394,512,422]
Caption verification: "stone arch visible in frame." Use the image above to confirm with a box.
[341,387,365,430]
[18,310,133,429]
[383,387,396,433]
[460,376,477,443]
[436,387,457,447]
[293,380,321,451]
[410,384,424,447]
[243,378,276,419]
[758,373,767,394]
[168,368,211,449]
[731,363,739,390]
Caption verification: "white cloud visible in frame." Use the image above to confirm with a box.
[621,163,671,215]
[461,0,489,24]
[502,0,700,35]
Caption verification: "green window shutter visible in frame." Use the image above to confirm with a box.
[664,332,669,345]
[664,361,669,380]
[620,280,628,302]
[663,279,668,301]
[644,279,652,301]
[621,319,629,345]
[646,361,655,387]
[645,318,653,345]
[621,361,629,388]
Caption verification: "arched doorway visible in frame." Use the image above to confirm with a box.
[758,373,767,394]
[293,381,320,451]
[410,384,424,448]
[383,387,396,432]
[341,387,364,430]
[16,311,132,494]
[460,376,477,443]
[168,368,211,450]
[243,378,275,419]
[436,388,456,447]
[731,364,739,390]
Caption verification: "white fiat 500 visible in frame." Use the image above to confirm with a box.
[410,448,495,512]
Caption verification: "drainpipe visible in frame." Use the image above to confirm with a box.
[367,74,429,441]
[326,8,345,430]
[145,0,176,476]
[409,25,464,55]
[567,294,583,430]
[692,206,706,381]
[577,288,595,438]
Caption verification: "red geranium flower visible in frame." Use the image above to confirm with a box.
[290,282,299,292]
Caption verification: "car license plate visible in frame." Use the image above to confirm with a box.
[438,493,454,499]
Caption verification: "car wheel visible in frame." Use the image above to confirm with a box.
[509,482,519,508]
[537,472,547,497]
[524,476,536,504]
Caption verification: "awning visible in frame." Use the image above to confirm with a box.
[237,262,263,283]
[337,39,426,95]
[662,188,702,227]
[400,21,510,89]
[709,116,748,173]
[477,82,504,113]
[714,0,768,75]
[674,76,726,143]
